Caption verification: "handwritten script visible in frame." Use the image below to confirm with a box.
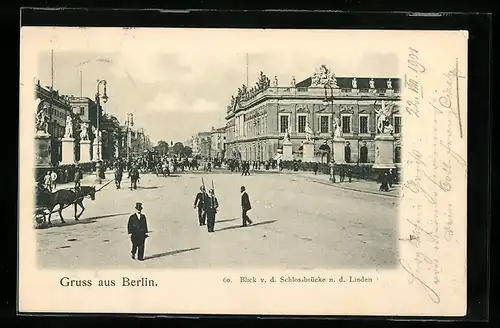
[400,47,467,304]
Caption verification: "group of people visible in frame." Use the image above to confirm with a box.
[126,184,254,261]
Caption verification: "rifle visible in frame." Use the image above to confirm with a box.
[211,180,215,196]
[201,177,206,191]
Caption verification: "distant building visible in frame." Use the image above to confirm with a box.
[68,96,99,161]
[224,66,402,164]
[35,81,72,164]
[196,131,212,159]
[209,126,227,159]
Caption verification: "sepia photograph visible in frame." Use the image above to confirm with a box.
[19,27,468,315]
[33,49,401,269]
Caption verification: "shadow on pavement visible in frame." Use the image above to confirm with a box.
[39,212,130,229]
[138,186,163,190]
[215,220,277,232]
[144,247,200,260]
[215,218,238,223]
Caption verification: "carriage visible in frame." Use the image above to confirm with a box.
[33,182,97,229]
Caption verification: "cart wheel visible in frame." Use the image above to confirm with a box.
[34,213,45,229]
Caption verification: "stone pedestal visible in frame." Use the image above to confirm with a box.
[282,141,293,161]
[373,134,396,169]
[61,137,75,164]
[34,132,52,168]
[333,137,346,164]
[302,141,315,162]
[79,140,92,163]
[93,140,102,162]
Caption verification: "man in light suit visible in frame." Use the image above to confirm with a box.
[127,202,149,261]
[240,186,253,227]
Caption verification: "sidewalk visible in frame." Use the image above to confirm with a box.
[52,171,114,191]
[289,171,402,198]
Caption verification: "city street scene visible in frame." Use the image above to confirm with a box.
[33,47,402,269]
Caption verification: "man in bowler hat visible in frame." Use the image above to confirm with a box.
[205,188,219,233]
[240,186,253,227]
[127,202,149,261]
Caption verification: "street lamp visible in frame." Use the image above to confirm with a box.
[323,83,335,163]
[95,79,108,183]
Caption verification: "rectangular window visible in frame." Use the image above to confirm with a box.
[279,115,289,133]
[80,107,85,115]
[320,116,329,133]
[297,115,307,133]
[342,115,352,134]
[394,116,402,134]
[359,115,369,134]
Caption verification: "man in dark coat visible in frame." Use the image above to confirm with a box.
[194,186,208,226]
[127,202,149,261]
[205,188,219,233]
[240,186,253,227]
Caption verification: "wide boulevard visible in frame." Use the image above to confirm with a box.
[36,171,399,269]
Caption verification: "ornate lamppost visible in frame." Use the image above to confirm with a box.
[95,79,109,183]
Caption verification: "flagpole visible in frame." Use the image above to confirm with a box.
[80,70,83,97]
[246,53,249,86]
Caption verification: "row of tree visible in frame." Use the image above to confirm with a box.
[155,140,193,158]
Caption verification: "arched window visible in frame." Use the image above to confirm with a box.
[394,146,401,163]
[344,145,351,163]
[360,146,368,163]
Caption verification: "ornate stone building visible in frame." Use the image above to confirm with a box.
[224,66,402,165]
[35,81,72,164]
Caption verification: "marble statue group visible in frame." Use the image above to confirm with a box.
[374,100,395,134]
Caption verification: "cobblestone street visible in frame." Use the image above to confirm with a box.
[37,171,398,269]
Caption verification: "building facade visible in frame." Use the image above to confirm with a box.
[68,96,98,161]
[35,81,72,164]
[196,131,212,159]
[224,67,402,165]
[209,126,227,159]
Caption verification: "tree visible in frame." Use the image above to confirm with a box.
[172,142,184,155]
[182,146,193,157]
[156,140,169,156]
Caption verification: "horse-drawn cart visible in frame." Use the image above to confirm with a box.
[33,179,112,229]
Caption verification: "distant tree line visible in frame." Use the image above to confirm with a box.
[154,140,193,158]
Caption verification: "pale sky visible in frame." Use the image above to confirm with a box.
[35,29,399,144]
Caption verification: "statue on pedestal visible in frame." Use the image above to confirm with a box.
[35,103,49,134]
[374,100,396,134]
[369,78,375,89]
[352,78,357,89]
[284,128,291,142]
[80,122,89,141]
[333,117,343,138]
[387,78,393,89]
[305,122,313,142]
[64,115,73,138]
[291,76,296,87]
[273,76,278,87]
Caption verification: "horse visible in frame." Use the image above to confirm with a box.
[37,185,96,225]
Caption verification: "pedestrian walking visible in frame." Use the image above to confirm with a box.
[74,166,82,191]
[240,186,253,227]
[313,162,319,175]
[127,202,149,261]
[205,188,219,233]
[347,167,352,183]
[194,186,208,226]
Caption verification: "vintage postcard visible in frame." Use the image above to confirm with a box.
[19,27,468,316]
